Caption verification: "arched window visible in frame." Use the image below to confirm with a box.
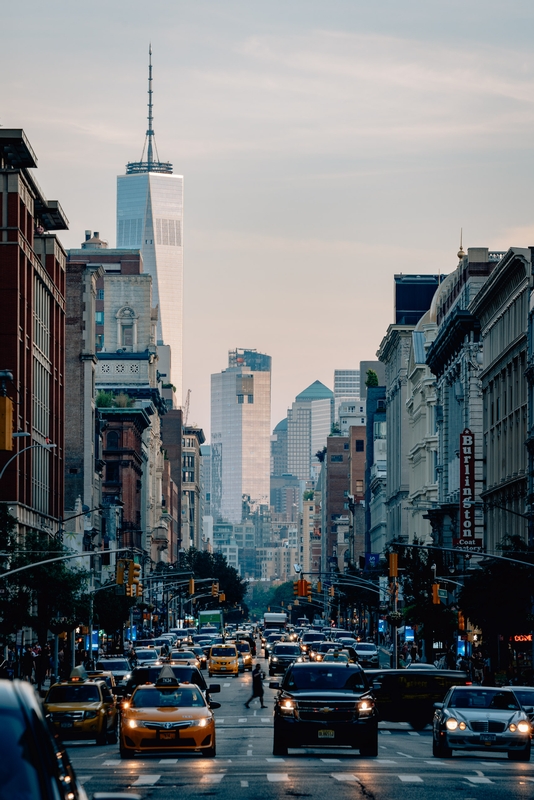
[107,431,120,450]
[115,306,138,351]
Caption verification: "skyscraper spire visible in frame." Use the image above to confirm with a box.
[126,45,173,175]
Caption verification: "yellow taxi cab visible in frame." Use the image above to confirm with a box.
[44,666,118,745]
[120,665,216,758]
[236,642,253,671]
[208,644,239,678]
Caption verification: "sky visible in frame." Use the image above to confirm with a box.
[3,1,534,437]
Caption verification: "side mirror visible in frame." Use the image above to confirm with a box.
[209,701,221,710]
[433,702,443,709]
[269,681,280,690]
[524,706,534,714]
[208,684,221,693]
[372,682,382,692]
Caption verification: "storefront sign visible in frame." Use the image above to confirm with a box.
[454,428,483,550]
[511,634,533,643]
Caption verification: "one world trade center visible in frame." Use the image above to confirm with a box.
[116,46,183,401]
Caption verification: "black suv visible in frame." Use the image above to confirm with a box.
[270,662,378,756]
[269,643,303,675]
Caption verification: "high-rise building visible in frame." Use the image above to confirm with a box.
[287,381,333,481]
[211,349,272,524]
[116,47,184,401]
[333,369,360,421]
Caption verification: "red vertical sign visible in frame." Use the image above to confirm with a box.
[454,428,482,550]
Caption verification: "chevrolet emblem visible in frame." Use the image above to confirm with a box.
[320,707,333,713]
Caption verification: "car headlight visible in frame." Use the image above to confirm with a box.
[272,657,278,662]
[280,699,295,714]
[198,718,209,728]
[124,673,131,680]
[358,699,374,714]
[518,721,530,733]
[316,655,322,661]
[297,657,303,662]
[127,719,138,728]
[84,711,98,719]
[445,718,458,731]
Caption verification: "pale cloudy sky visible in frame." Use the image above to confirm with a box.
[3,1,534,435]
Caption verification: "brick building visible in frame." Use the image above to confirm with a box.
[0,129,68,538]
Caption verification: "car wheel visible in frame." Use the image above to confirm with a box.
[508,742,531,761]
[119,745,133,759]
[359,737,378,757]
[96,729,108,746]
[432,737,452,758]
[273,733,288,756]
[107,729,118,744]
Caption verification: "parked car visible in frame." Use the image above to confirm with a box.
[433,685,532,760]
[269,662,378,756]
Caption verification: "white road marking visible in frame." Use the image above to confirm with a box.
[241,781,249,787]
[399,722,409,726]
[408,731,420,736]
[217,719,224,724]
[475,770,485,777]
[332,774,360,782]
[425,760,446,765]
[133,775,161,786]
[321,758,341,762]
[376,759,397,764]
[160,759,177,764]
[397,751,414,758]
[247,749,253,756]
[223,683,230,687]
[78,777,92,785]
[267,757,285,762]
[466,777,494,784]
[267,773,289,782]
[103,761,122,766]
[201,774,226,784]
[261,718,270,723]
[380,730,391,735]
[399,775,423,783]
[239,718,247,723]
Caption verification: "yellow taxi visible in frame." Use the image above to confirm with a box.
[44,666,118,745]
[208,644,239,678]
[120,665,216,758]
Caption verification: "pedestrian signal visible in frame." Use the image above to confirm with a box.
[432,583,440,604]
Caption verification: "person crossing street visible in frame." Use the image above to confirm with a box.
[245,663,266,708]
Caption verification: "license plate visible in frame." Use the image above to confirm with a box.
[60,722,73,728]
[480,734,496,743]
[220,666,226,670]
[159,731,176,740]
[318,730,335,739]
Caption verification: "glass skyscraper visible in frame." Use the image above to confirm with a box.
[116,48,184,400]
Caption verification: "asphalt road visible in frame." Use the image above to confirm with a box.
[66,664,534,800]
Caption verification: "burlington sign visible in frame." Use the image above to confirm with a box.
[454,428,483,551]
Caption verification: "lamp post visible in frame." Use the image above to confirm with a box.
[0,440,57,483]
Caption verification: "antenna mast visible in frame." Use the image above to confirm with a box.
[147,44,154,168]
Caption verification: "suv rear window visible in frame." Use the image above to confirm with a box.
[47,685,101,703]
[211,647,236,657]
[284,666,366,691]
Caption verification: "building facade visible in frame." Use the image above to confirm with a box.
[287,381,333,482]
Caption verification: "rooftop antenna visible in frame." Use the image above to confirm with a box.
[125,45,173,175]
[457,228,465,262]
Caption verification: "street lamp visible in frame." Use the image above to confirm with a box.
[0,440,57,483]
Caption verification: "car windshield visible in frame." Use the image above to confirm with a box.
[236,643,251,653]
[513,690,534,706]
[47,684,100,703]
[211,647,236,657]
[267,634,282,642]
[272,645,301,655]
[449,689,520,710]
[356,644,376,651]
[136,650,158,659]
[284,666,366,691]
[302,633,325,642]
[171,651,196,659]
[131,687,205,708]
[97,660,129,671]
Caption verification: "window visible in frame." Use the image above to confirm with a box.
[330,454,343,462]
[97,289,104,300]
[247,394,254,404]
[106,463,119,483]
[237,395,244,404]
[95,311,104,324]
[343,443,349,450]
[355,480,364,493]
[123,325,133,347]
[355,440,364,452]
[107,431,119,450]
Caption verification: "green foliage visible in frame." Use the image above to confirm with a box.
[95,390,114,408]
[95,391,134,409]
[365,369,379,388]
[0,506,89,646]
[180,548,248,609]
[315,446,327,463]
[303,490,314,501]
[93,583,138,633]
[330,423,341,435]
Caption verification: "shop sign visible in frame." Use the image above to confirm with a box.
[454,428,483,550]
[511,634,533,643]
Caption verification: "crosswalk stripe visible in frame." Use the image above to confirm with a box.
[133,775,161,786]
[408,731,420,736]
[267,758,285,762]
[103,761,121,766]
[466,777,494,784]
[321,758,341,762]
[223,683,231,687]
[380,730,391,735]
[332,774,360,782]
[397,751,414,758]
[261,718,270,723]
[238,718,247,723]
[201,774,226,784]
[425,760,446,765]
[376,759,397,764]
[77,777,92,784]
[241,781,249,787]
[267,773,289,782]
[399,775,423,783]
[160,759,177,764]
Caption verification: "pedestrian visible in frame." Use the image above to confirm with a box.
[245,664,266,709]
[21,646,34,682]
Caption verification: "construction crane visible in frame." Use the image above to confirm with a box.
[183,389,191,426]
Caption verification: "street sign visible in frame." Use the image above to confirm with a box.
[438,589,448,600]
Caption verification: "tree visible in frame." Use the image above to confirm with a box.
[315,446,327,463]
[180,548,248,609]
[459,535,534,672]
[365,369,379,388]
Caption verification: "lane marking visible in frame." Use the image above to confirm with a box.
[78,777,92,784]
[201,774,226,784]
[267,758,285,762]
[408,731,420,736]
[399,775,423,783]
[267,773,289,782]
[261,718,270,723]
[160,759,177,764]
[425,760,446,765]
[321,758,341,762]
[103,761,121,766]
[466,777,494,784]
[332,774,360,782]
[223,683,230,687]
[132,775,161,786]
[247,750,252,756]
[241,781,249,787]
[376,759,397,764]
[380,730,391,735]
[397,751,414,758]
[238,718,247,723]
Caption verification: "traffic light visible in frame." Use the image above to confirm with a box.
[298,579,310,597]
[126,584,134,597]
[219,592,226,603]
[432,583,441,604]
[211,581,219,597]
[0,395,13,451]
[329,586,335,597]
[293,581,299,596]
[188,578,195,595]
[389,553,398,577]
[128,561,141,596]
[116,558,127,585]
[316,580,322,593]
[307,582,312,602]
[458,610,465,631]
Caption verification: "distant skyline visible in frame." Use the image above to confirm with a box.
[3,0,534,436]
